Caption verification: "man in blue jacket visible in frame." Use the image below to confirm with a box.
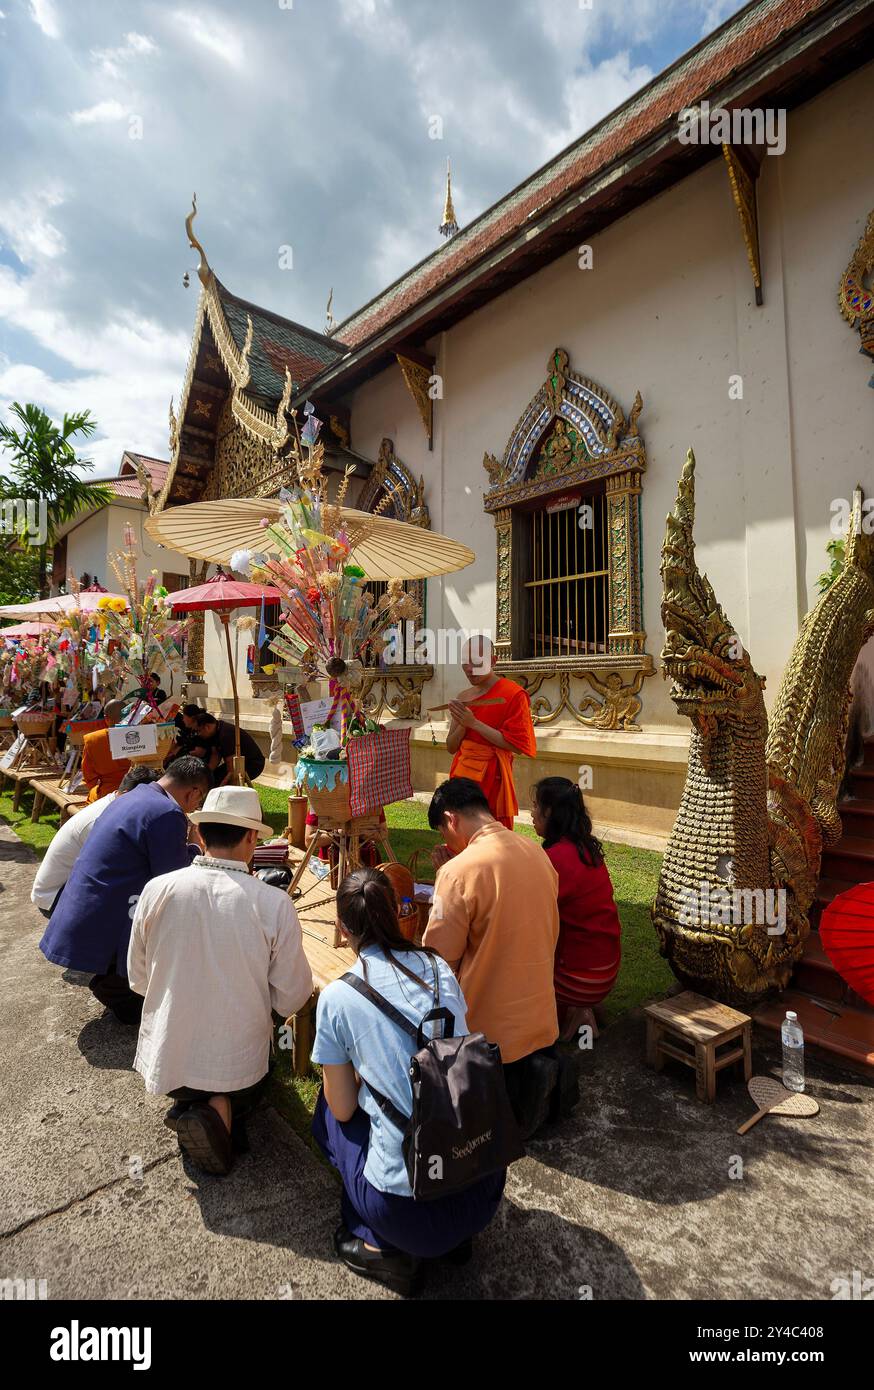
[39,756,212,1024]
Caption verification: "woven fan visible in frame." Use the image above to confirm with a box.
[736,1075,819,1134]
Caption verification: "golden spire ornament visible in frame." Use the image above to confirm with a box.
[439,159,459,239]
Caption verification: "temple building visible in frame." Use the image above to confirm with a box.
[155,0,874,838]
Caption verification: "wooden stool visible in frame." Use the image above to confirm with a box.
[644,991,752,1103]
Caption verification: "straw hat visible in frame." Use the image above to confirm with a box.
[189,786,274,838]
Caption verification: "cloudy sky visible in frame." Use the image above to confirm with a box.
[0,0,742,476]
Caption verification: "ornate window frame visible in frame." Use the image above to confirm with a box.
[483,348,653,726]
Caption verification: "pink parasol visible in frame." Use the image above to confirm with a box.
[0,589,128,618]
[1,621,59,640]
[163,572,282,783]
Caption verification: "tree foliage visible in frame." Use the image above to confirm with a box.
[0,403,111,597]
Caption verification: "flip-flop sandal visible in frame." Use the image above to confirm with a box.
[176,1103,233,1175]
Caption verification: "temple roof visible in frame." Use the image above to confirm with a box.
[297,0,874,401]
[214,281,346,403]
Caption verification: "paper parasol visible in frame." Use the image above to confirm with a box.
[819,881,874,1005]
[144,499,474,580]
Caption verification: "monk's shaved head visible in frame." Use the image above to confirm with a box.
[462,633,494,682]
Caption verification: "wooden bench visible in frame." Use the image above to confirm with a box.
[0,765,57,813]
[284,851,355,1077]
[30,777,89,824]
[644,990,752,1103]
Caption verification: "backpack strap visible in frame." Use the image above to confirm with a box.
[339,970,455,1132]
[339,972,419,1039]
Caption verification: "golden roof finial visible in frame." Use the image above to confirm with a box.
[185,193,211,287]
[439,159,459,239]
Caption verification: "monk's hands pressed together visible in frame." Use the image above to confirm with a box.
[431,844,453,870]
[448,699,479,730]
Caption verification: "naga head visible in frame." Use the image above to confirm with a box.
[661,450,766,739]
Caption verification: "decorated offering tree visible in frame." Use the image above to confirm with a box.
[92,528,191,714]
[233,404,419,834]
[239,406,420,736]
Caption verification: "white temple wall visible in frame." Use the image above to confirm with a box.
[347,60,874,741]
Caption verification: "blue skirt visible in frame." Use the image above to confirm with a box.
[312,1090,505,1258]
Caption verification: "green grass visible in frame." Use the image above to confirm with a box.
[0,785,60,856]
[1,780,670,1141]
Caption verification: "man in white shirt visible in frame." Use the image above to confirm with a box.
[31,767,162,916]
[127,785,313,1175]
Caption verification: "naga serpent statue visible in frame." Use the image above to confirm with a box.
[653,451,874,1007]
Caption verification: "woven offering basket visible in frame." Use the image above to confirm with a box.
[126,722,177,765]
[296,757,351,824]
[16,713,53,737]
[64,719,107,747]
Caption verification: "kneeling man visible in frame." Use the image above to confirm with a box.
[127,786,313,1175]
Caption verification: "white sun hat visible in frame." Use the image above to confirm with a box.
[189,786,274,839]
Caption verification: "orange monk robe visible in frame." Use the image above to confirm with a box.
[81,728,131,803]
[449,676,536,828]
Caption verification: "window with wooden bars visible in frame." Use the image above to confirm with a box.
[525,490,610,658]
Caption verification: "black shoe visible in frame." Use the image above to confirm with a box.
[107,1003,143,1026]
[511,1053,560,1141]
[176,1103,233,1176]
[437,1238,473,1267]
[333,1223,423,1297]
[163,1101,191,1133]
[231,1115,250,1154]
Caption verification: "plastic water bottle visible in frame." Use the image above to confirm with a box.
[781,1011,805,1093]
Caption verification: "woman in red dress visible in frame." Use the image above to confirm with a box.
[531,777,622,1041]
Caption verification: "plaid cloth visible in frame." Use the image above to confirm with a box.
[347,726,412,817]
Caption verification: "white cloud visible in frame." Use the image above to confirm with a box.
[0,265,188,474]
[172,9,243,69]
[91,32,158,78]
[70,100,128,126]
[29,0,59,39]
[550,51,655,157]
[0,188,66,263]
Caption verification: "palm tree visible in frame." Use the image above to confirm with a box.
[0,403,112,598]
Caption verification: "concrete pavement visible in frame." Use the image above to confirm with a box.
[1,822,871,1301]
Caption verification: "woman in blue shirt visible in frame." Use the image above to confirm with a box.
[312,869,506,1297]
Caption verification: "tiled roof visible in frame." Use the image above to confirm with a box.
[118,455,168,489]
[334,0,849,352]
[97,478,151,500]
[215,282,348,402]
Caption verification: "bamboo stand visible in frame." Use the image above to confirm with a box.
[218,610,246,786]
[288,811,397,947]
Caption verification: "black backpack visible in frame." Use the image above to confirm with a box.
[340,956,523,1200]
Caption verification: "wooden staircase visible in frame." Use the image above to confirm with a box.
[753,736,874,1071]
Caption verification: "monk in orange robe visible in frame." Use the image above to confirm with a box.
[447,636,536,828]
[82,699,130,803]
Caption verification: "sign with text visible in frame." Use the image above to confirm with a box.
[108,724,158,761]
[300,697,343,736]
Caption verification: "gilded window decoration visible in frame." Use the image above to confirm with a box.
[839,206,874,383]
[483,348,652,727]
